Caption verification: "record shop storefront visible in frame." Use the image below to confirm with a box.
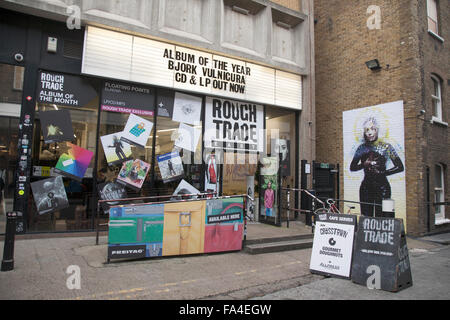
[7,26,302,235]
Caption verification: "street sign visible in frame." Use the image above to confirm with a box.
[310,213,357,279]
[351,216,413,292]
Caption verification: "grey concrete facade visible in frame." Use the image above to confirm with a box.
[0,0,316,174]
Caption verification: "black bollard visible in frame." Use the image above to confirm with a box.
[1,212,18,272]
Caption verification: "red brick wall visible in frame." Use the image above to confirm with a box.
[315,0,449,235]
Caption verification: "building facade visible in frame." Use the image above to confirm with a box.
[315,0,449,235]
[0,0,315,234]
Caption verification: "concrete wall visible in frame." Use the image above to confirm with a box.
[0,0,316,170]
[0,0,310,74]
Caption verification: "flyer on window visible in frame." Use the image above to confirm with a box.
[120,113,154,148]
[157,151,184,183]
[174,122,201,152]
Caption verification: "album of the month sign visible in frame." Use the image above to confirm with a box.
[310,213,357,279]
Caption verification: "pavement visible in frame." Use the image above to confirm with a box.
[0,221,449,300]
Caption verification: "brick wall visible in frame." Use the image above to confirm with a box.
[315,0,449,235]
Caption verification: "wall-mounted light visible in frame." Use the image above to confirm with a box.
[365,59,381,71]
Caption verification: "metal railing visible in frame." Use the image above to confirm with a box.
[280,187,383,231]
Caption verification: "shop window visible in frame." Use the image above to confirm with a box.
[29,72,99,232]
[222,152,257,196]
[153,90,203,195]
[434,164,445,222]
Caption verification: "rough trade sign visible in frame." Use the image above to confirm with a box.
[351,217,412,292]
[204,97,264,152]
[309,213,357,279]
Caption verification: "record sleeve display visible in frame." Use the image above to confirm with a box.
[100,132,133,166]
[39,110,74,144]
[54,143,94,181]
[116,159,150,191]
[157,151,184,183]
[31,176,69,215]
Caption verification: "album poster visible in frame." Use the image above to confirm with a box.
[172,179,201,200]
[271,139,290,176]
[100,132,133,166]
[157,151,184,183]
[205,153,219,193]
[97,181,129,214]
[54,143,94,181]
[116,159,150,191]
[39,110,74,144]
[31,176,69,215]
[120,113,154,148]
[172,92,202,125]
[174,123,201,152]
[260,156,279,176]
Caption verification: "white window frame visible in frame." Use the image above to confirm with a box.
[431,75,447,125]
[434,164,446,222]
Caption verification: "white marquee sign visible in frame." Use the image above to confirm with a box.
[82,26,302,110]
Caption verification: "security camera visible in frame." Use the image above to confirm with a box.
[420,109,426,115]
[14,53,24,63]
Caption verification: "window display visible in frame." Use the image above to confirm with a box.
[16,68,299,234]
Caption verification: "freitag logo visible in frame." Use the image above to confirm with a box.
[111,249,144,255]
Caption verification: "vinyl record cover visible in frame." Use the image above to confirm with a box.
[120,113,154,148]
[172,179,201,200]
[97,181,129,214]
[39,110,74,143]
[54,143,94,181]
[157,151,184,183]
[100,132,133,166]
[174,123,201,152]
[31,176,69,215]
[116,159,150,191]
[172,92,202,125]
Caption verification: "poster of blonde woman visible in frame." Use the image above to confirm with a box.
[343,101,406,227]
